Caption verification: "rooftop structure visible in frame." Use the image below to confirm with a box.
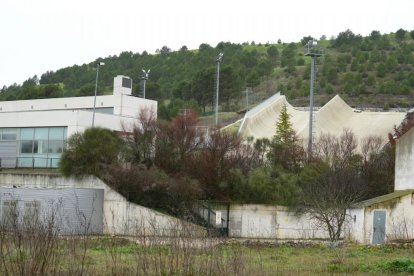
[238,93,405,146]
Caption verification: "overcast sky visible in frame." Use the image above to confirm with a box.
[0,0,413,87]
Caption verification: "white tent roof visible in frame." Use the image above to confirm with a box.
[238,93,405,142]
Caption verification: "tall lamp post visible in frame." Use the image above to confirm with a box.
[215,53,223,126]
[304,39,322,154]
[92,62,105,127]
[142,69,150,99]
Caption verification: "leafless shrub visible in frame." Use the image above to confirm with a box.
[0,194,269,275]
[387,217,414,242]
[0,199,62,275]
[300,130,366,242]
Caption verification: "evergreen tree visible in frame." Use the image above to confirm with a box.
[274,104,295,144]
[268,104,304,172]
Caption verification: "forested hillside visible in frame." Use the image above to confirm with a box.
[2,28,414,120]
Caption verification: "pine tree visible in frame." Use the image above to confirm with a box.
[275,104,295,145]
[269,104,304,172]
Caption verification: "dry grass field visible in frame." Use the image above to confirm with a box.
[1,228,413,275]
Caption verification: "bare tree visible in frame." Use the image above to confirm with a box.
[123,107,158,168]
[299,130,366,242]
[154,109,204,174]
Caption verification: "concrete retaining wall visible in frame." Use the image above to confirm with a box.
[0,172,201,236]
[227,204,329,239]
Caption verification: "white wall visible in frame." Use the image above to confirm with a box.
[0,94,156,118]
[345,208,365,243]
[395,127,414,190]
[0,91,157,144]
[0,173,202,236]
[228,204,329,239]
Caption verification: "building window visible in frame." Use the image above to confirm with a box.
[20,128,34,140]
[84,107,114,115]
[0,128,17,140]
[20,140,34,153]
[48,140,64,153]
[122,77,132,88]
[17,127,67,168]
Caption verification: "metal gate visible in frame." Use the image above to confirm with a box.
[194,201,230,237]
[372,210,386,244]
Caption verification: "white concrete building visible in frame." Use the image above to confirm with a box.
[346,190,414,244]
[346,127,414,244]
[0,75,157,168]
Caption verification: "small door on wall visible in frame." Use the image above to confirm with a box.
[372,210,386,244]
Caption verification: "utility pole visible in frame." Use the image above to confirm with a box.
[92,62,105,127]
[215,53,223,126]
[142,69,150,99]
[304,40,322,154]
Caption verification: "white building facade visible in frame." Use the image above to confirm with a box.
[346,127,414,244]
[0,75,157,168]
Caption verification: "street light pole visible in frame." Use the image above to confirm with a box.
[215,53,223,126]
[304,39,322,155]
[142,69,150,99]
[92,62,105,127]
[308,56,316,151]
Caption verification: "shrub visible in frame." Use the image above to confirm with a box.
[60,127,123,177]
[379,258,414,273]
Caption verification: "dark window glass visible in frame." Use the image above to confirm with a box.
[122,77,132,88]
[33,140,38,153]
[21,141,33,153]
[48,140,64,153]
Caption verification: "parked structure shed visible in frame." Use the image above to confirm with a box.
[347,190,414,244]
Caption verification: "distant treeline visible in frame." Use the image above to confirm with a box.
[1,28,414,119]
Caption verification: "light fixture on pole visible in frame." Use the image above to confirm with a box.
[215,52,223,126]
[304,39,322,154]
[92,62,105,127]
[142,69,150,99]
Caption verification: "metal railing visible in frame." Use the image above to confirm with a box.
[0,157,61,169]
